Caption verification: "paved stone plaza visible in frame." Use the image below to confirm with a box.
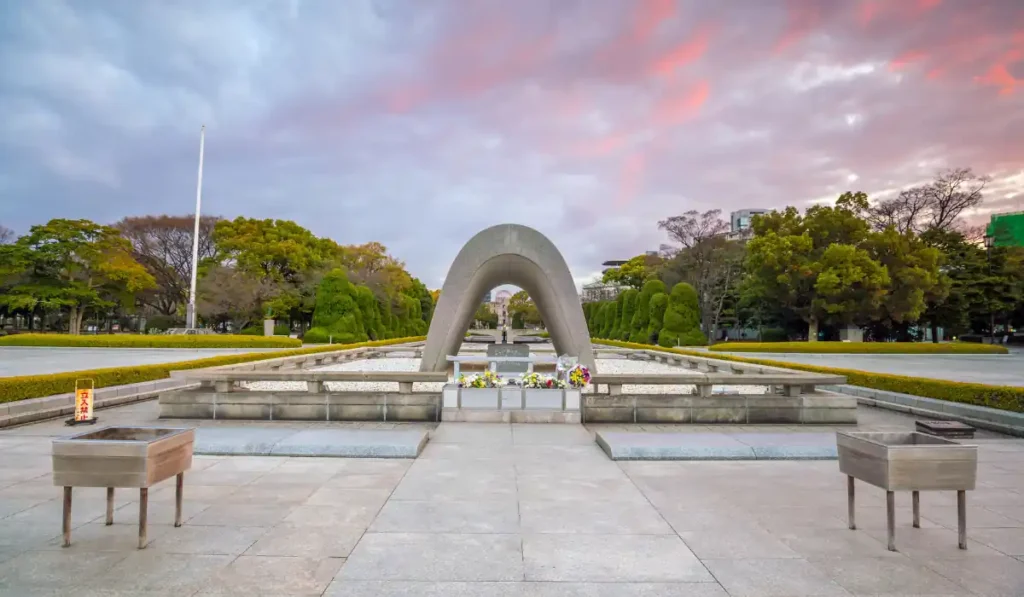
[1,402,1023,595]
[712,349,1024,387]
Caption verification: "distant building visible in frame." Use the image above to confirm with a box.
[588,252,659,302]
[730,209,769,232]
[601,251,658,272]
[986,211,1024,248]
[486,289,512,323]
[482,290,493,304]
[727,208,770,241]
[581,281,624,303]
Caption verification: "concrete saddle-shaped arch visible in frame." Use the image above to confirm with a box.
[420,224,596,373]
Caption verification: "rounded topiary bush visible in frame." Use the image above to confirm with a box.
[311,268,368,343]
[303,327,359,345]
[658,283,700,347]
[647,292,668,344]
[630,280,665,343]
[679,329,708,346]
[619,289,638,341]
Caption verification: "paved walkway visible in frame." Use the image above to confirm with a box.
[711,350,1024,386]
[1,403,1023,595]
[0,346,285,377]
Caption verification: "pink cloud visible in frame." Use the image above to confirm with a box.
[650,25,715,77]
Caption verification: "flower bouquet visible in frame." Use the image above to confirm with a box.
[520,372,566,389]
[566,364,591,389]
[457,370,503,388]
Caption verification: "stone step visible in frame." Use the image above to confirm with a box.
[193,427,429,457]
[596,431,839,460]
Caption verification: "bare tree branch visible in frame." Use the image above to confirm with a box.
[0,225,13,245]
[115,215,221,315]
[658,210,740,338]
[926,167,988,232]
[868,167,988,236]
[658,209,730,248]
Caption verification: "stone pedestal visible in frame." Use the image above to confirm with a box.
[263,319,275,337]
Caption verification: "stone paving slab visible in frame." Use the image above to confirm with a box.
[595,431,838,460]
[3,401,1024,596]
[194,427,429,458]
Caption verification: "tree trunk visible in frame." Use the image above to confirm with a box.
[68,306,81,335]
[808,317,819,342]
[930,321,939,343]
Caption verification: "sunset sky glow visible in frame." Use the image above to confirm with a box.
[1,0,1022,286]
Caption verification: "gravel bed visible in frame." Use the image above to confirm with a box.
[243,357,770,395]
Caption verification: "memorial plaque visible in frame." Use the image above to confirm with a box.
[487,343,530,374]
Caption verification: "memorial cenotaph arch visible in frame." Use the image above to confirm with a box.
[420,224,597,373]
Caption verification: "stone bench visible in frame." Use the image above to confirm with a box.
[590,372,847,397]
[172,370,447,394]
[585,370,852,425]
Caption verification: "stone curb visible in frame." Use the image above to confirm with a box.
[595,431,839,461]
[824,384,1024,438]
[0,380,198,429]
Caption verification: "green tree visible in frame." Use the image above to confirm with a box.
[659,283,703,346]
[863,228,946,339]
[2,219,155,334]
[474,303,498,329]
[508,290,542,326]
[745,194,889,340]
[213,217,332,284]
[648,292,668,344]
[213,217,337,325]
[601,254,663,289]
[629,280,665,342]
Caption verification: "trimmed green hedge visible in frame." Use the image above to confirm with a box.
[0,333,301,349]
[596,338,1024,413]
[0,336,426,404]
[709,341,1008,355]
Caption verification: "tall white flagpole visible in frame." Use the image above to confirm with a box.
[186,125,206,329]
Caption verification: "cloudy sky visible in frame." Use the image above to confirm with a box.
[1,0,1022,289]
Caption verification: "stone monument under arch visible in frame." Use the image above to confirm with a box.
[420,224,596,373]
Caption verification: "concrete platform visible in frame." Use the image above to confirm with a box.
[596,431,839,460]
[441,408,581,423]
[193,427,429,457]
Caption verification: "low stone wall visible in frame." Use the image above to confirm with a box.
[160,388,856,425]
[581,391,857,424]
[159,389,441,422]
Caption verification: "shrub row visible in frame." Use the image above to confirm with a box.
[596,338,1024,413]
[0,336,425,404]
[584,281,708,347]
[239,323,292,336]
[709,341,1009,355]
[0,333,301,349]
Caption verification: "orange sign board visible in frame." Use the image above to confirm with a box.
[74,388,94,421]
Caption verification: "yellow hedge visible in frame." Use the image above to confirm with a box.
[0,333,301,349]
[596,338,1024,413]
[708,341,1008,355]
[0,336,425,404]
